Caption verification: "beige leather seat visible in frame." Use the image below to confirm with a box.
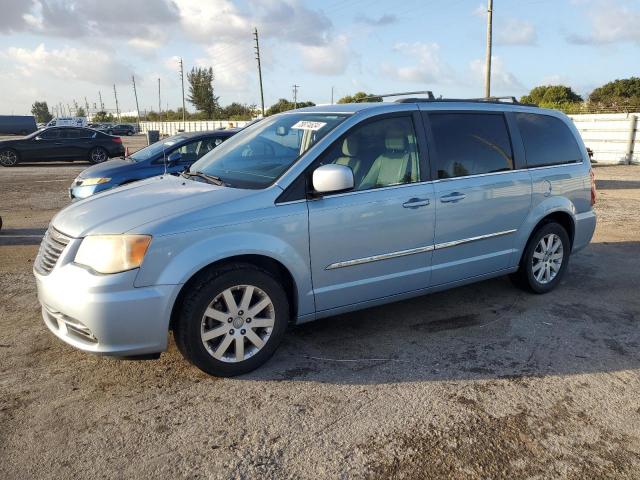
[334,135,363,183]
[359,129,418,190]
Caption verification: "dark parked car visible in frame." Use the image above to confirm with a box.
[69,130,238,199]
[0,115,38,135]
[106,124,136,136]
[0,127,125,167]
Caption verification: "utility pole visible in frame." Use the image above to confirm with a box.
[331,86,334,104]
[292,84,299,109]
[98,91,104,111]
[179,57,186,127]
[66,103,72,117]
[113,84,120,120]
[253,28,265,117]
[158,78,162,118]
[132,75,141,125]
[484,0,493,98]
[84,97,90,115]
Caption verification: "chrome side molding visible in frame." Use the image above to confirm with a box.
[325,229,517,270]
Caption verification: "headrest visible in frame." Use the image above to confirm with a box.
[385,129,407,151]
[342,135,359,156]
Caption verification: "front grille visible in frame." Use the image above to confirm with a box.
[35,227,72,275]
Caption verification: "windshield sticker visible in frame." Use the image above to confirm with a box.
[291,120,326,131]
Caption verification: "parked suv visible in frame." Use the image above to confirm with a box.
[34,99,596,376]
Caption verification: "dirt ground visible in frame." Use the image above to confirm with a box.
[1,144,639,479]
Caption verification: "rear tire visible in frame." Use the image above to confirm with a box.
[88,147,108,164]
[174,263,289,377]
[510,222,571,294]
[0,148,19,167]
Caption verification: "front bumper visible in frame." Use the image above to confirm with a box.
[35,258,180,356]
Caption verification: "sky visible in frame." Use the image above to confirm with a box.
[0,0,639,116]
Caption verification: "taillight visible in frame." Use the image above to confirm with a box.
[112,137,122,144]
[590,168,596,206]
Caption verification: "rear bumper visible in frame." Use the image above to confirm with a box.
[35,263,180,356]
[573,209,597,253]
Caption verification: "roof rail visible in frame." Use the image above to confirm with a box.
[393,95,538,107]
[354,90,435,102]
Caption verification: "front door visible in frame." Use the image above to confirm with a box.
[423,111,532,286]
[308,113,436,312]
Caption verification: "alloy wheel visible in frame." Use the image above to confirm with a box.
[200,285,275,363]
[0,150,18,166]
[91,148,107,163]
[531,233,564,284]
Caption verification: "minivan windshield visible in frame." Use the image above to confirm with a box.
[129,135,189,162]
[189,113,348,189]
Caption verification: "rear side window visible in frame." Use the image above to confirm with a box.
[429,113,513,179]
[515,113,582,167]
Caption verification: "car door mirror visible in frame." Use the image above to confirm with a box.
[312,164,354,194]
[167,151,182,166]
[34,136,42,140]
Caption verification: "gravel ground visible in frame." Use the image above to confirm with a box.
[1,153,639,479]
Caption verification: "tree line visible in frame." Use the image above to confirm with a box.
[30,76,640,124]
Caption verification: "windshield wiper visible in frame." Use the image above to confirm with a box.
[181,170,225,186]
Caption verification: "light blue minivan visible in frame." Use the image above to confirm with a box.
[34,97,597,376]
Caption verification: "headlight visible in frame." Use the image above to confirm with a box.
[75,235,152,274]
[78,177,111,186]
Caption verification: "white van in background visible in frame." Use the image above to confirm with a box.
[47,117,88,128]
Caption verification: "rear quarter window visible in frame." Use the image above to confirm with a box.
[515,113,582,167]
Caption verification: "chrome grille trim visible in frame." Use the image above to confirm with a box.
[35,228,72,275]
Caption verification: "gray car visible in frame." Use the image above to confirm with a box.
[34,98,597,376]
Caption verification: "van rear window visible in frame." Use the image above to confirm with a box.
[515,113,582,168]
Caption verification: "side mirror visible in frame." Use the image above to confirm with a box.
[312,164,354,194]
[167,151,182,165]
[34,136,42,141]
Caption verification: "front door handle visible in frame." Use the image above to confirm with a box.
[440,192,466,203]
[403,197,430,209]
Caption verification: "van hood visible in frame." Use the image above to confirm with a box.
[52,175,255,238]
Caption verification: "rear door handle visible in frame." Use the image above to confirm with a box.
[440,192,466,203]
[402,197,430,209]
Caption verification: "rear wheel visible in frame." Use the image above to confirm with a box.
[88,147,108,164]
[0,149,19,167]
[510,222,570,294]
[174,264,289,377]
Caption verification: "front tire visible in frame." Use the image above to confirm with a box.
[174,264,289,377]
[88,147,108,164]
[0,148,19,167]
[511,222,570,294]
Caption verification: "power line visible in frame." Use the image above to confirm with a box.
[254,27,265,117]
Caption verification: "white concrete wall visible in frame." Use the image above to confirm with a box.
[569,113,639,165]
[138,120,249,136]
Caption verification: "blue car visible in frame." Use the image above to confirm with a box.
[69,130,238,199]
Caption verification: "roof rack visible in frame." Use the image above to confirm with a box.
[395,95,529,105]
[355,90,435,102]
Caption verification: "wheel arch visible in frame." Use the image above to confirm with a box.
[517,209,576,267]
[169,254,298,331]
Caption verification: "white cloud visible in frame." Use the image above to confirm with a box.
[1,43,133,85]
[567,0,640,44]
[354,13,397,26]
[382,42,455,84]
[469,56,525,94]
[195,42,256,92]
[299,35,351,75]
[496,18,537,45]
[0,0,34,32]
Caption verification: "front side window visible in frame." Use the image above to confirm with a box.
[429,113,514,179]
[191,113,348,189]
[316,115,421,191]
[40,129,60,140]
[515,113,582,167]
